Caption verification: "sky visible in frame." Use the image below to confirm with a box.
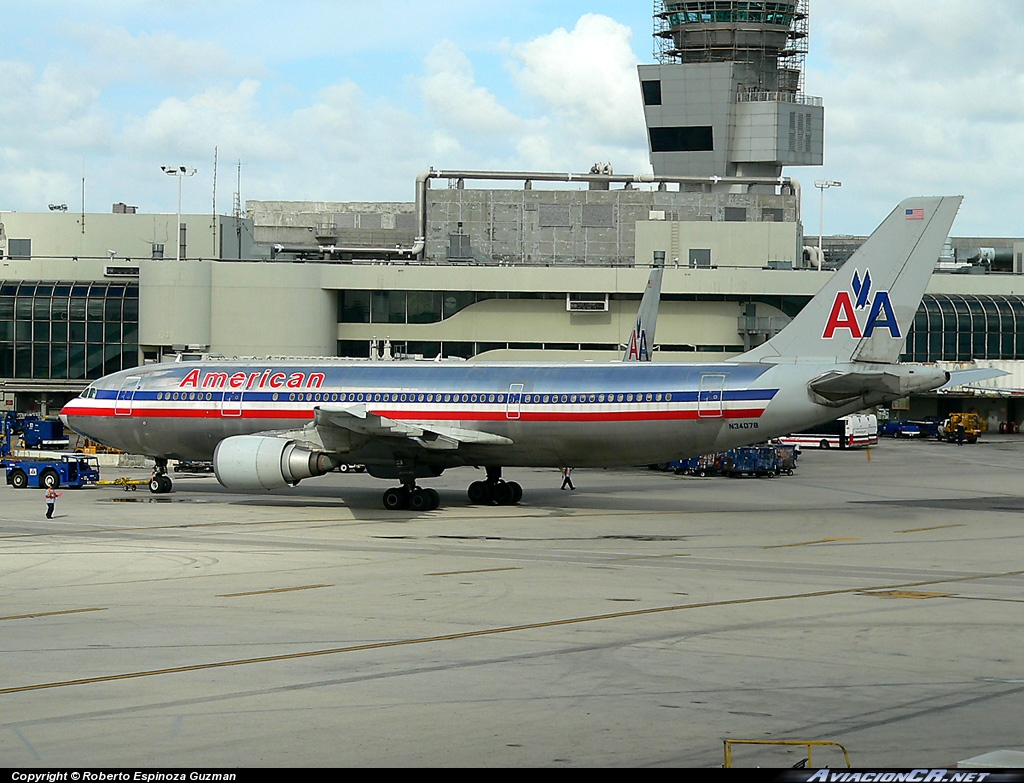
[2,0,1024,237]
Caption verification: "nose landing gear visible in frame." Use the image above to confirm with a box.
[149,458,173,494]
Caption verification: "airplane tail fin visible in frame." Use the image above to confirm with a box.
[737,196,962,365]
[623,257,665,362]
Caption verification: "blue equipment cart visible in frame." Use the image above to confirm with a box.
[4,454,101,489]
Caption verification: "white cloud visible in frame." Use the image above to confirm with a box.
[808,0,1024,234]
[123,80,287,162]
[276,81,436,201]
[12,3,1022,236]
[421,41,524,136]
[510,14,646,145]
[65,23,261,85]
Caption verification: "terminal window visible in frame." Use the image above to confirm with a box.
[649,126,714,153]
[7,239,31,260]
[0,281,138,380]
[641,80,662,106]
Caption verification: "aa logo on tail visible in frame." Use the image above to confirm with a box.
[626,318,651,361]
[822,269,900,339]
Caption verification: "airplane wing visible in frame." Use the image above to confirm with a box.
[313,403,513,452]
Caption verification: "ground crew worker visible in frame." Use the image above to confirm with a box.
[560,467,575,491]
[45,486,61,518]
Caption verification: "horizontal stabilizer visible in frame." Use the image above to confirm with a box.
[809,370,907,404]
[939,369,1009,390]
[809,365,951,407]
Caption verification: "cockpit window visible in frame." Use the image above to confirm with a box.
[82,385,97,399]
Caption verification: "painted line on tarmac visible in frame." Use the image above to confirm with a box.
[0,607,106,621]
[896,524,965,533]
[218,584,333,598]
[762,537,859,549]
[3,568,1022,696]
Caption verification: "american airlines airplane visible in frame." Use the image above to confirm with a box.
[61,197,961,511]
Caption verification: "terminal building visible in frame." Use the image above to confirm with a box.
[3,0,1024,428]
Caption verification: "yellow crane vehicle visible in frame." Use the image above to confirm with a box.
[937,412,983,443]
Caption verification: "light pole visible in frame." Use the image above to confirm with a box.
[161,165,197,261]
[814,179,841,271]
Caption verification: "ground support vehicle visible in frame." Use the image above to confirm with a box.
[880,419,921,438]
[779,413,878,450]
[672,445,795,478]
[0,416,15,457]
[671,453,725,477]
[95,476,149,491]
[670,457,699,475]
[722,446,777,478]
[775,445,798,475]
[937,413,982,443]
[22,418,70,450]
[337,463,367,473]
[4,454,100,489]
[173,460,214,473]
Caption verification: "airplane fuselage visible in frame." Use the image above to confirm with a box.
[60,358,914,476]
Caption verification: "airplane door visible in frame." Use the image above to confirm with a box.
[114,376,142,416]
[697,374,726,418]
[221,388,242,418]
[506,384,524,420]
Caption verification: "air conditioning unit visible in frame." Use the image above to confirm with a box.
[105,266,140,278]
[566,293,609,312]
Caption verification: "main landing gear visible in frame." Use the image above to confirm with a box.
[467,466,522,506]
[381,484,441,512]
[378,465,523,511]
[380,458,442,511]
[149,458,173,494]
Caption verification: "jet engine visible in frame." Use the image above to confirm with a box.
[213,435,342,491]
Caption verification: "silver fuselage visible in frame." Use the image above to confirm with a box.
[60,359,943,475]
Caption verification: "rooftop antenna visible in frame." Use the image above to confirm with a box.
[233,160,243,258]
[81,161,86,235]
[212,146,218,256]
[232,160,242,219]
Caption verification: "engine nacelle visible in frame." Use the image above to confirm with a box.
[213,435,341,491]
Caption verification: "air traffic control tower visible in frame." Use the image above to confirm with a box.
[639,1,823,186]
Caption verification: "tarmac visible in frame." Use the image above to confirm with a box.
[2,436,1023,768]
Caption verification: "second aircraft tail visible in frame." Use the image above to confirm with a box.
[623,256,665,362]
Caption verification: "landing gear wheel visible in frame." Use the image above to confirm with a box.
[382,486,408,510]
[467,480,492,504]
[493,481,513,505]
[409,488,430,512]
[408,487,440,512]
[493,480,523,506]
[426,488,440,510]
[508,481,523,504]
[149,474,172,494]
